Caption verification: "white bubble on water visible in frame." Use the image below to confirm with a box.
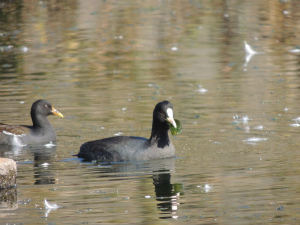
[242,115,250,124]
[283,10,289,15]
[254,125,264,130]
[289,48,300,53]
[197,183,213,193]
[196,88,208,93]
[244,137,268,144]
[292,117,300,122]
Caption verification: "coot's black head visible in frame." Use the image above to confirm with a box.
[153,101,176,129]
[31,99,64,118]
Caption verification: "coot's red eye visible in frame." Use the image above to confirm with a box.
[160,110,164,114]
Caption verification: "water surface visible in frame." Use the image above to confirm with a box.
[1,1,300,224]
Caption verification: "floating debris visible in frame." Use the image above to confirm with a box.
[244,137,268,143]
[233,115,251,124]
[290,123,300,127]
[254,125,264,130]
[244,41,257,55]
[114,35,123,40]
[171,46,178,51]
[44,199,61,217]
[20,46,29,53]
[242,116,250,124]
[197,183,213,193]
[196,88,208,93]
[283,10,289,15]
[244,41,261,68]
[44,199,61,210]
[148,83,159,88]
[196,85,208,94]
[292,117,300,122]
[244,126,250,133]
[289,48,300,53]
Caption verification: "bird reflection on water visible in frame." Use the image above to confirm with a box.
[0,144,58,185]
[90,158,183,219]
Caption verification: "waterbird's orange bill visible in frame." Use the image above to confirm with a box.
[52,106,64,118]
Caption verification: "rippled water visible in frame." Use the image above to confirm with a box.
[1,1,300,224]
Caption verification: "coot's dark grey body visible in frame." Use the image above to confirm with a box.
[0,99,63,146]
[77,101,177,162]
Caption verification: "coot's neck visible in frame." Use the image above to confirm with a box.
[32,113,52,129]
[149,121,170,148]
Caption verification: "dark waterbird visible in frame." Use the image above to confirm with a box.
[0,99,63,146]
[77,101,178,162]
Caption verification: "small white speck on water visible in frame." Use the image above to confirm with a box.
[290,123,300,127]
[283,10,289,15]
[20,46,29,53]
[254,125,264,130]
[242,116,250,124]
[196,88,208,93]
[289,48,300,53]
[292,117,300,122]
[197,183,213,193]
[244,126,250,133]
[244,137,268,143]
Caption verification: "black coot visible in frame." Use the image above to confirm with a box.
[0,99,63,146]
[77,101,178,162]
